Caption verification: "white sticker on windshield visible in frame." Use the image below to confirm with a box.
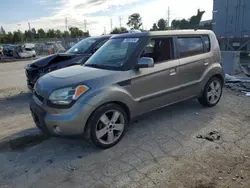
[123,38,139,43]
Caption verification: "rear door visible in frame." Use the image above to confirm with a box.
[128,37,181,114]
[176,35,212,99]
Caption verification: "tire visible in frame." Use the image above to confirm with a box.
[87,103,128,149]
[198,76,223,107]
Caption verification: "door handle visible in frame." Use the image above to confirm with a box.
[204,60,209,66]
[170,68,177,76]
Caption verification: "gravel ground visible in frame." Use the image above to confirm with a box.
[0,60,250,188]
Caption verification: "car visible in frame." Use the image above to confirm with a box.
[30,30,224,149]
[24,35,111,90]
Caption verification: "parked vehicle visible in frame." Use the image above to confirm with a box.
[24,35,111,90]
[30,30,224,148]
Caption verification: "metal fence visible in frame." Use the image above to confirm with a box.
[25,37,87,56]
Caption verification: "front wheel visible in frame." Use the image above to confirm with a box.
[198,77,223,107]
[87,103,128,149]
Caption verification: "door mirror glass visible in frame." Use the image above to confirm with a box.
[135,57,154,69]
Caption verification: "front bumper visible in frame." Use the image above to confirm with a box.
[30,96,95,136]
[25,65,39,90]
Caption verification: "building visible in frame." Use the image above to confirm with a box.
[213,0,250,51]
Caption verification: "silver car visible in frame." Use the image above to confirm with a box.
[30,30,224,148]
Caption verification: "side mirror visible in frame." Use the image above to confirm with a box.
[135,57,154,69]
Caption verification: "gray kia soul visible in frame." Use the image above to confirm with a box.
[30,30,224,148]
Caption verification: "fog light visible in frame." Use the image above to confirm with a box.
[54,125,61,134]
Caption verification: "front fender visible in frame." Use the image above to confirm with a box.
[81,85,137,118]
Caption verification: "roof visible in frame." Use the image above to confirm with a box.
[111,30,214,39]
[92,34,113,39]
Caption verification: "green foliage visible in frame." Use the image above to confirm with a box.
[110,27,128,34]
[157,19,167,30]
[0,26,89,44]
[13,30,23,43]
[37,29,46,38]
[0,26,6,34]
[171,9,206,29]
[55,29,62,38]
[63,31,70,37]
[127,13,142,29]
[69,27,89,37]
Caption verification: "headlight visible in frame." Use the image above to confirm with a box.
[48,85,89,105]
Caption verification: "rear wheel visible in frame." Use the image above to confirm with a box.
[198,77,223,107]
[87,103,128,149]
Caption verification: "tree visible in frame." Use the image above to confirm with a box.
[62,31,70,37]
[189,9,205,26]
[69,27,86,38]
[37,28,46,38]
[171,9,205,29]
[55,29,62,38]
[0,26,6,34]
[110,27,128,34]
[46,29,56,38]
[5,32,13,43]
[12,30,23,43]
[24,30,33,41]
[157,19,167,30]
[150,23,158,31]
[127,13,142,29]
[171,19,189,29]
[31,28,37,38]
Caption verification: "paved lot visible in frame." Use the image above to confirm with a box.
[0,60,250,188]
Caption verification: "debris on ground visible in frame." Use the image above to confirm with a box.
[225,74,250,93]
[225,74,250,83]
[196,131,221,141]
[63,164,79,172]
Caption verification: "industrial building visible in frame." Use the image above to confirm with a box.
[213,0,250,51]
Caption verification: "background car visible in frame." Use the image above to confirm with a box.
[24,35,112,90]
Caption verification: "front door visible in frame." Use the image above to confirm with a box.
[127,37,181,115]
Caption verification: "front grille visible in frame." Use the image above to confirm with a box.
[35,92,44,103]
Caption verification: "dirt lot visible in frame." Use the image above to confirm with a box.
[0,60,250,188]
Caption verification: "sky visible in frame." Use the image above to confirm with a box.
[0,0,213,36]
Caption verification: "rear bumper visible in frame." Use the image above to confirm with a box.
[30,96,95,136]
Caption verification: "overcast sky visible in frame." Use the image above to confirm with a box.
[0,0,213,36]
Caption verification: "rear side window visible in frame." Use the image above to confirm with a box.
[177,37,204,58]
[202,35,211,52]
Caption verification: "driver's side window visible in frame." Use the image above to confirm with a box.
[140,37,174,64]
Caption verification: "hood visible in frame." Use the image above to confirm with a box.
[35,65,129,98]
[31,53,89,68]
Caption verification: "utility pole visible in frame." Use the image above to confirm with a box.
[104,27,106,35]
[110,18,113,31]
[65,17,68,31]
[84,19,87,32]
[119,16,122,28]
[28,22,31,31]
[167,6,171,28]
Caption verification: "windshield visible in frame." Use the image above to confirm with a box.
[67,37,98,54]
[84,38,139,69]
